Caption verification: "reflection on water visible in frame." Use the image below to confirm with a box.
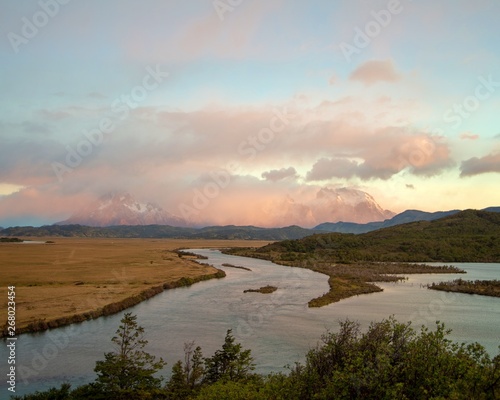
[1,250,499,396]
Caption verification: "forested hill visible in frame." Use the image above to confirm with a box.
[0,223,313,240]
[238,210,500,263]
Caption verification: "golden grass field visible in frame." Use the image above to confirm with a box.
[0,238,271,334]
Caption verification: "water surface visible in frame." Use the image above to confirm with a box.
[2,250,499,397]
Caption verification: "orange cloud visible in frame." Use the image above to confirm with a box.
[349,59,401,86]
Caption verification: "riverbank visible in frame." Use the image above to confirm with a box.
[0,238,271,337]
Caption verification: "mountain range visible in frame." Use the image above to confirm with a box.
[315,206,500,233]
[52,189,394,228]
[1,190,498,239]
[1,207,499,240]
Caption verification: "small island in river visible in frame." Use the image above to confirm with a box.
[244,285,278,294]
[429,279,500,298]
[222,263,252,271]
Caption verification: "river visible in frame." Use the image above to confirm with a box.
[2,249,499,397]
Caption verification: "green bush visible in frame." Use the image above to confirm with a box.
[13,316,500,400]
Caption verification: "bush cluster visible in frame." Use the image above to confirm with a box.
[13,315,500,400]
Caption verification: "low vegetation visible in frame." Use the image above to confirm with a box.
[14,314,500,400]
[306,262,463,307]
[0,237,23,242]
[175,250,208,260]
[244,285,277,294]
[222,263,252,271]
[429,278,500,298]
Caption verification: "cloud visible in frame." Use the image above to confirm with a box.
[328,75,336,86]
[406,184,415,189]
[0,96,453,226]
[262,167,298,182]
[0,184,24,196]
[460,132,480,140]
[304,128,452,181]
[0,186,95,225]
[460,152,500,177]
[306,158,359,181]
[349,59,401,86]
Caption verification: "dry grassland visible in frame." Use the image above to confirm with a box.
[0,238,270,334]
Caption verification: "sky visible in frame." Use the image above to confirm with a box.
[1,0,499,227]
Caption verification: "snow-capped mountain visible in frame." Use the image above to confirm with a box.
[261,187,395,227]
[309,187,395,224]
[56,192,187,227]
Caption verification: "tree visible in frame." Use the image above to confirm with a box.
[11,383,72,400]
[166,341,205,398]
[93,312,166,398]
[184,341,204,389]
[284,318,500,400]
[166,360,190,399]
[204,329,255,384]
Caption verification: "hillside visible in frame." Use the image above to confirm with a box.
[314,208,476,234]
[243,210,500,263]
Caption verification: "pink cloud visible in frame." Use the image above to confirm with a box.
[0,186,94,223]
[0,96,454,226]
[349,59,401,86]
[304,128,452,181]
[459,132,480,140]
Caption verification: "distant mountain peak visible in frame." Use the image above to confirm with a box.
[311,187,395,224]
[264,187,394,227]
[56,192,187,227]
